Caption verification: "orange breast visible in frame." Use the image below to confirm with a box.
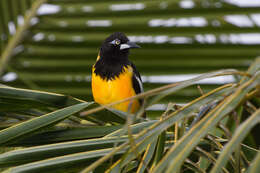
[91,65,140,113]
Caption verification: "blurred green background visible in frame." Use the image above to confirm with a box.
[1,0,260,109]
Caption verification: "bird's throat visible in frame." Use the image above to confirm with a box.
[94,57,130,81]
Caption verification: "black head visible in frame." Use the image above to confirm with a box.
[99,32,140,61]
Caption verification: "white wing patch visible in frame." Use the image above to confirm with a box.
[134,74,144,92]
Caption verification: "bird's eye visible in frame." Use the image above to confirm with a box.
[115,39,120,45]
[110,39,121,45]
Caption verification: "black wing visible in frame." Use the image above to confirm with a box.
[130,62,144,105]
[131,62,146,118]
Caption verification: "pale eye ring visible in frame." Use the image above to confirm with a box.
[115,39,120,45]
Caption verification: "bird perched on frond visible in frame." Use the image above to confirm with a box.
[91,32,145,116]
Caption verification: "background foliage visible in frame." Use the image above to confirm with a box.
[1,0,260,105]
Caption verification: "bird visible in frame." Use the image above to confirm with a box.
[91,32,145,116]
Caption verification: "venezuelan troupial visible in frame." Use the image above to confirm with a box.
[91,32,145,116]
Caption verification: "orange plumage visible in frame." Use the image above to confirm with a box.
[92,65,140,113]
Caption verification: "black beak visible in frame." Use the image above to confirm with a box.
[120,41,141,50]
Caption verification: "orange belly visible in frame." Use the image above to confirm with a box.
[91,65,140,113]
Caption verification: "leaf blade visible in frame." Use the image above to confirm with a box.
[0,102,91,145]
